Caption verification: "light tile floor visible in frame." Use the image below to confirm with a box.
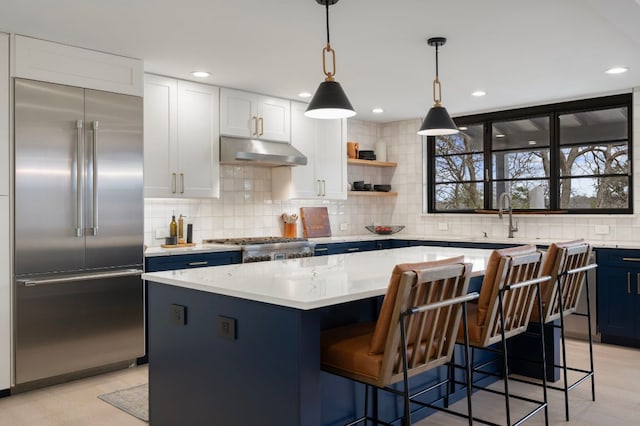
[0,339,637,425]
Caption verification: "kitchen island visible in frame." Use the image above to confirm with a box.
[143,246,493,425]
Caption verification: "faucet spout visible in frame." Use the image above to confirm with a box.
[498,192,518,238]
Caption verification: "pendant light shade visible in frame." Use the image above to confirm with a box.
[417,37,458,136]
[305,80,355,119]
[305,0,356,119]
[418,106,458,136]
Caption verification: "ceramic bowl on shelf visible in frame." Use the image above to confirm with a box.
[374,184,391,192]
[365,225,405,235]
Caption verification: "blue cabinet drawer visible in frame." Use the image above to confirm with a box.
[146,251,241,272]
[596,248,640,267]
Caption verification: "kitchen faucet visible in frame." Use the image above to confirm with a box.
[498,192,518,238]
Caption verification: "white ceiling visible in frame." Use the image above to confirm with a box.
[2,0,640,123]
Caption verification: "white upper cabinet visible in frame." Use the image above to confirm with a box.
[272,101,346,200]
[0,33,8,196]
[143,74,220,198]
[220,88,290,142]
[176,81,220,198]
[13,35,143,96]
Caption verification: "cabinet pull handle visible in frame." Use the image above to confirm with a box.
[321,179,326,196]
[258,117,264,136]
[628,272,632,294]
[187,261,209,266]
[347,247,360,252]
[172,173,177,193]
[622,257,640,262]
[317,179,321,196]
[315,248,329,252]
[637,273,640,295]
[180,173,185,194]
[252,116,258,136]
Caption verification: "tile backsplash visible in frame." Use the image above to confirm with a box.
[146,88,640,247]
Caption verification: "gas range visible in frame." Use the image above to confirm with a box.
[203,237,316,263]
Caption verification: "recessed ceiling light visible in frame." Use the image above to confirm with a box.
[372,108,384,114]
[605,67,628,75]
[528,140,537,145]
[298,92,312,98]
[458,126,468,131]
[471,90,487,97]
[191,71,210,78]
[495,134,505,138]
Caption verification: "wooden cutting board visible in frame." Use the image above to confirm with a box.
[300,207,331,238]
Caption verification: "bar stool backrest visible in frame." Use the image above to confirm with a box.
[542,241,592,323]
[480,250,544,347]
[378,263,472,386]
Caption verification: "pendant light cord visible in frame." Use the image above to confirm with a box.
[321,0,336,80]
[325,0,330,46]
[434,43,439,79]
[432,42,442,106]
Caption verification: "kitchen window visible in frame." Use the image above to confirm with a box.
[425,94,633,214]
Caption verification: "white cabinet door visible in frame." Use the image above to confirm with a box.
[177,81,220,198]
[219,88,257,138]
[0,33,8,196]
[288,101,318,198]
[14,35,143,96]
[315,118,347,199]
[143,74,178,197]
[220,88,290,142]
[0,196,9,390]
[259,96,290,142]
[272,102,346,200]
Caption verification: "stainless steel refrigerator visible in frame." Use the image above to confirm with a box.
[13,78,144,387]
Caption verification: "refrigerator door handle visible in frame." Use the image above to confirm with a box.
[18,268,143,287]
[76,119,84,237]
[91,120,99,236]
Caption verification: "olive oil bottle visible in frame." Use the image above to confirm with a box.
[169,214,177,238]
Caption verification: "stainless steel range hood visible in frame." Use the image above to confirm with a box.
[220,136,307,167]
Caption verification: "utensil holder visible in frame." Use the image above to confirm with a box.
[284,223,297,238]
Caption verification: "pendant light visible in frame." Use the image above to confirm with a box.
[417,37,458,136]
[305,0,356,119]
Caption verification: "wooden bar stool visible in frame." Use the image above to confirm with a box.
[452,245,551,426]
[321,256,477,425]
[522,239,597,421]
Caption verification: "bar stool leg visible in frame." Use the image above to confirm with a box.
[584,276,596,402]
[498,292,512,425]
[556,276,571,421]
[536,282,549,426]
[462,301,473,426]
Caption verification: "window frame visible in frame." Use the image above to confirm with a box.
[426,94,633,214]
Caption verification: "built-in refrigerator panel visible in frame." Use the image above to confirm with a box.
[84,89,143,270]
[14,79,86,275]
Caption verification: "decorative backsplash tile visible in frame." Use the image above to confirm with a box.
[145,90,640,247]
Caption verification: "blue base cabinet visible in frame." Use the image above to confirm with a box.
[596,249,640,347]
[145,251,241,272]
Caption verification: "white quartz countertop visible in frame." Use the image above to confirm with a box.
[144,233,640,258]
[143,246,493,310]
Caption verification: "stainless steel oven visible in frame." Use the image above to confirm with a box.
[203,237,316,263]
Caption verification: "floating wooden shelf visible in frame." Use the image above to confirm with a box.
[348,191,398,197]
[347,158,397,167]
